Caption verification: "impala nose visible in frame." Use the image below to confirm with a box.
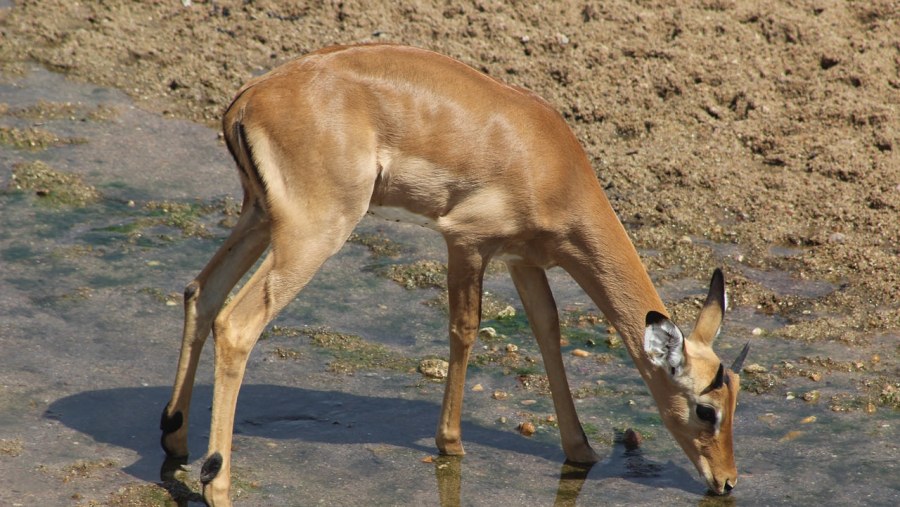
[724,479,735,493]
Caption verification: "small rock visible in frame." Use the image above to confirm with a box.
[506,343,518,353]
[751,327,764,336]
[605,334,622,348]
[623,428,642,450]
[497,306,516,319]
[865,402,877,414]
[800,415,817,424]
[779,430,803,442]
[498,416,508,424]
[421,456,434,463]
[808,372,822,382]
[679,235,693,244]
[478,327,497,340]
[492,390,509,400]
[471,383,484,392]
[521,399,537,406]
[517,421,536,436]
[744,363,768,374]
[871,354,881,364]
[828,232,846,244]
[418,359,449,380]
[802,390,820,403]
[572,348,590,358]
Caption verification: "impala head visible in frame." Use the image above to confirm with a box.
[642,269,749,495]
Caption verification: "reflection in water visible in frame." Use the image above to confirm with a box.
[430,445,690,507]
[434,455,463,507]
[160,456,206,506]
[553,461,592,507]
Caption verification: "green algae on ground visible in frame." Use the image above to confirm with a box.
[348,231,405,257]
[267,326,417,374]
[6,160,102,206]
[143,200,218,238]
[0,438,23,457]
[0,125,87,150]
[3,100,119,122]
[386,260,446,290]
[96,196,240,244]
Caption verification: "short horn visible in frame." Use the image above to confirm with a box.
[730,341,750,372]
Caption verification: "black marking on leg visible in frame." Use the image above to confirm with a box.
[160,405,185,456]
[200,452,223,485]
[184,282,200,301]
[160,405,184,434]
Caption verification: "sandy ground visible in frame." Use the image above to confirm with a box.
[1,0,898,343]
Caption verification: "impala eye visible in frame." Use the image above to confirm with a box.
[696,404,717,424]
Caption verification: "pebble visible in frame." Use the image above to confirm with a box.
[828,232,846,244]
[808,372,822,382]
[478,327,497,339]
[623,428,642,450]
[751,327,764,336]
[802,390,820,403]
[517,421,536,436]
[492,390,509,400]
[571,349,590,358]
[800,416,817,424]
[497,306,516,319]
[744,363,767,374]
[471,383,484,392]
[521,399,537,406]
[506,343,518,353]
[418,359,449,380]
[779,430,803,442]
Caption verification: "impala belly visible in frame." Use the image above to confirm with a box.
[366,205,437,230]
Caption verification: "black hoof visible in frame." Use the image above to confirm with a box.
[200,452,223,485]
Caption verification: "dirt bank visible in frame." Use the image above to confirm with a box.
[1,0,898,341]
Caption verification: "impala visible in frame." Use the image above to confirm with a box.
[159,44,749,505]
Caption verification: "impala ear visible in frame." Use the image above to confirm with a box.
[644,311,686,378]
[691,268,726,346]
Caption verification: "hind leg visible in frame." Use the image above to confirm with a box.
[200,209,364,506]
[161,196,270,458]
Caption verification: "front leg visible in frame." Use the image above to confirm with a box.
[435,244,487,455]
[508,264,599,464]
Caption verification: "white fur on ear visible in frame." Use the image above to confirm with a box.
[643,312,686,378]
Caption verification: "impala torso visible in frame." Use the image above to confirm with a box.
[230,45,603,264]
[162,44,747,506]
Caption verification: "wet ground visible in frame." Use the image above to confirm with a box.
[0,65,897,507]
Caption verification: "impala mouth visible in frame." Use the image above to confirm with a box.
[705,477,736,496]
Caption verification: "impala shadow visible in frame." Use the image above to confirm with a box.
[45,384,561,480]
[45,384,700,499]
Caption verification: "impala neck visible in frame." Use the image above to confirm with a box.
[558,188,668,389]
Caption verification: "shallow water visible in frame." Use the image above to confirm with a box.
[0,66,897,506]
